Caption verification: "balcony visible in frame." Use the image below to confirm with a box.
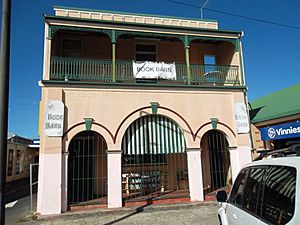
[49,56,241,86]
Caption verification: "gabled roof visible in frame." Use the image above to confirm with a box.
[250,83,300,123]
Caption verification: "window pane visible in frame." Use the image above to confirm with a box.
[262,166,296,225]
[136,44,156,52]
[228,169,247,207]
[7,149,14,176]
[243,168,264,215]
[204,55,216,65]
[136,53,156,61]
[135,43,156,61]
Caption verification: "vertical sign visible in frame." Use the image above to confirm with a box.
[234,103,250,134]
[45,100,64,137]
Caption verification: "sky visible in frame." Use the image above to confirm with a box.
[1,0,300,138]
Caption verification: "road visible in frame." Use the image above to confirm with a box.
[5,177,37,204]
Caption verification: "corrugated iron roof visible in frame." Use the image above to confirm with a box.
[250,83,300,123]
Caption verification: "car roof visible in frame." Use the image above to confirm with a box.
[242,156,300,170]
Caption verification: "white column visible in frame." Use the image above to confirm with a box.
[61,152,68,212]
[186,148,204,201]
[107,150,122,208]
[37,152,62,215]
[229,147,239,182]
[42,23,52,80]
[229,146,252,182]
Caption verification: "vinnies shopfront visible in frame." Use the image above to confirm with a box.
[260,122,300,148]
[250,83,300,151]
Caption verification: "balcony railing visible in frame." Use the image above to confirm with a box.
[50,56,241,86]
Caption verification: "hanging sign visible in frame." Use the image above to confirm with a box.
[234,103,250,134]
[132,61,176,80]
[260,121,300,140]
[44,100,64,137]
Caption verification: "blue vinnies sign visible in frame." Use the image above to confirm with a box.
[260,121,300,140]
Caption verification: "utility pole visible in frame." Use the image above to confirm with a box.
[0,0,11,224]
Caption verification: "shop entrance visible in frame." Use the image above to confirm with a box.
[201,130,231,194]
[121,115,189,202]
[68,131,107,206]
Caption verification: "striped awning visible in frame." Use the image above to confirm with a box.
[122,115,186,155]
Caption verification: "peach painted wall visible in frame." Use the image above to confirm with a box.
[40,86,250,151]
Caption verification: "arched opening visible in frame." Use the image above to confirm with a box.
[201,130,231,194]
[68,131,107,206]
[121,115,189,202]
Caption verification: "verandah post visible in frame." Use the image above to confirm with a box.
[184,35,191,85]
[112,30,116,82]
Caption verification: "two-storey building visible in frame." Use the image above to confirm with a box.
[37,6,252,215]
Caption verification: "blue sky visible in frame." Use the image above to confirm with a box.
[1,0,300,138]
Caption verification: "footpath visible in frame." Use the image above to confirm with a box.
[7,198,219,225]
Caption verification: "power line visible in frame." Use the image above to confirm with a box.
[165,0,201,9]
[164,0,300,30]
[204,8,300,30]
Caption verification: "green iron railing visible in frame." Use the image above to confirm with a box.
[50,56,241,86]
[51,57,113,81]
[190,64,240,85]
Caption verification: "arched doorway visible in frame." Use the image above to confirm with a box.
[121,115,189,202]
[68,131,107,206]
[201,130,231,194]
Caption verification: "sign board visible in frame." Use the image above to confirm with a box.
[132,61,176,80]
[44,100,64,137]
[260,121,300,140]
[234,103,250,134]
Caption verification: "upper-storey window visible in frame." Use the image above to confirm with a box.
[135,42,157,61]
[62,39,81,57]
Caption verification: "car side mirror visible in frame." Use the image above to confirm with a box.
[216,190,227,202]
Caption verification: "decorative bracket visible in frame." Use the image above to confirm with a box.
[84,118,93,131]
[210,118,219,129]
[150,102,159,114]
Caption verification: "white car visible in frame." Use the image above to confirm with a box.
[216,145,300,225]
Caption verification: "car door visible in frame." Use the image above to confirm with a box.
[257,166,297,225]
[226,169,250,225]
[226,168,263,225]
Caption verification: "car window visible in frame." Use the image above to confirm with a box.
[243,168,264,216]
[262,166,296,225]
[228,169,247,207]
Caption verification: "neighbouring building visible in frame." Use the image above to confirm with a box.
[250,83,300,151]
[6,134,39,183]
[37,6,252,215]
